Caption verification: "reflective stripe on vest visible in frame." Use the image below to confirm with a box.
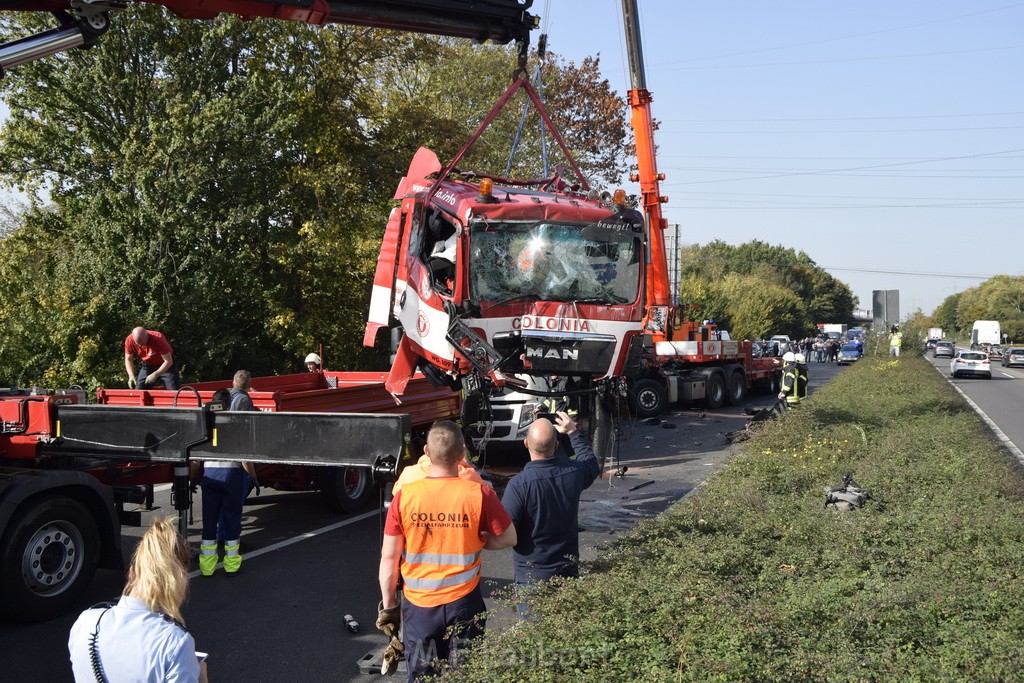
[782,367,801,405]
[398,477,486,608]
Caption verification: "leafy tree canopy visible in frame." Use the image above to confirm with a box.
[677,239,855,339]
[927,276,1024,344]
[0,9,630,389]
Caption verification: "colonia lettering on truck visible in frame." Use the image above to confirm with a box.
[514,316,595,333]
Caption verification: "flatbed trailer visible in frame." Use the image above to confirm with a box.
[0,379,430,622]
[96,371,460,512]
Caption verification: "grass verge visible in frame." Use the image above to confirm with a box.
[440,356,1024,682]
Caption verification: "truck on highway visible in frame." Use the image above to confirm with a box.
[0,0,543,623]
[971,320,1001,349]
[818,323,848,337]
[928,327,944,340]
[610,0,780,418]
[0,385,417,621]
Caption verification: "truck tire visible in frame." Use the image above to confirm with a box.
[770,372,781,395]
[319,466,375,514]
[705,372,726,409]
[726,369,746,406]
[0,495,99,622]
[629,379,668,418]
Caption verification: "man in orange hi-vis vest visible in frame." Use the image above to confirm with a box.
[377,421,516,682]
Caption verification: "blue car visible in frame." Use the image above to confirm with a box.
[837,342,861,365]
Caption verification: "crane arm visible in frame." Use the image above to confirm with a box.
[0,0,538,77]
[620,0,673,328]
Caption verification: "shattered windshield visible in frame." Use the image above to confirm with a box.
[469,219,643,305]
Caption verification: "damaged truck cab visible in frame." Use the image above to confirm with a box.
[364,146,646,458]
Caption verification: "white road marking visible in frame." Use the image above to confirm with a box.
[935,364,1024,466]
[1002,372,1014,378]
[188,508,380,578]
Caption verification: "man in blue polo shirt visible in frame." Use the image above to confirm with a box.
[501,411,601,605]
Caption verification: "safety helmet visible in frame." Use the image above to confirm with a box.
[783,352,796,363]
[304,353,321,365]
[794,353,806,363]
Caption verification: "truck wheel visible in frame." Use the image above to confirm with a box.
[629,379,668,418]
[726,370,746,406]
[770,373,781,395]
[0,496,99,622]
[319,466,375,514]
[705,372,726,409]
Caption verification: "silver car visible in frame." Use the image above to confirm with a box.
[1002,347,1024,368]
[933,341,955,359]
[951,351,991,379]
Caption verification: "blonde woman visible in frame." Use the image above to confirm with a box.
[68,517,209,682]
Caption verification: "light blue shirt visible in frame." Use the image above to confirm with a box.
[68,595,201,682]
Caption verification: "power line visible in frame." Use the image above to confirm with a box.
[686,253,1004,280]
[659,124,1024,134]
[655,44,1024,71]
[671,147,1024,186]
[653,2,1024,66]
[659,111,1024,124]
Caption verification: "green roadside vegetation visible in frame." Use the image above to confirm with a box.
[443,355,1024,682]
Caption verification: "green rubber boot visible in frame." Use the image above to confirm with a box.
[223,540,242,574]
[199,540,218,576]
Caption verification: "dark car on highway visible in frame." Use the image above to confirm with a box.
[837,342,861,365]
[933,341,955,359]
[1002,347,1024,367]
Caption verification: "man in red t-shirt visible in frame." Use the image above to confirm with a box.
[124,327,180,390]
[377,420,515,681]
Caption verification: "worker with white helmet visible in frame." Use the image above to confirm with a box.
[778,352,801,407]
[305,353,322,372]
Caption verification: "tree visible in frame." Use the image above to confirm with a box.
[367,39,629,187]
[676,239,855,338]
[0,11,632,388]
[931,293,961,336]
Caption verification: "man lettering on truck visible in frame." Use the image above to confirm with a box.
[125,326,181,390]
[377,420,516,682]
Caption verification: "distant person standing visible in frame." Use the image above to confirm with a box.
[125,326,181,390]
[889,326,903,357]
[198,370,258,576]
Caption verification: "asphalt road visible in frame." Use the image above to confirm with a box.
[1,361,846,682]
[923,345,1024,459]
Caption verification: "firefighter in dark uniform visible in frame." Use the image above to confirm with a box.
[778,352,801,408]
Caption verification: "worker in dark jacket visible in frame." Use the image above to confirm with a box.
[198,370,258,576]
[501,411,601,598]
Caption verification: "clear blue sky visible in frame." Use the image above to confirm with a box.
[3,1,1022,318]
[546,0,1024,317]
